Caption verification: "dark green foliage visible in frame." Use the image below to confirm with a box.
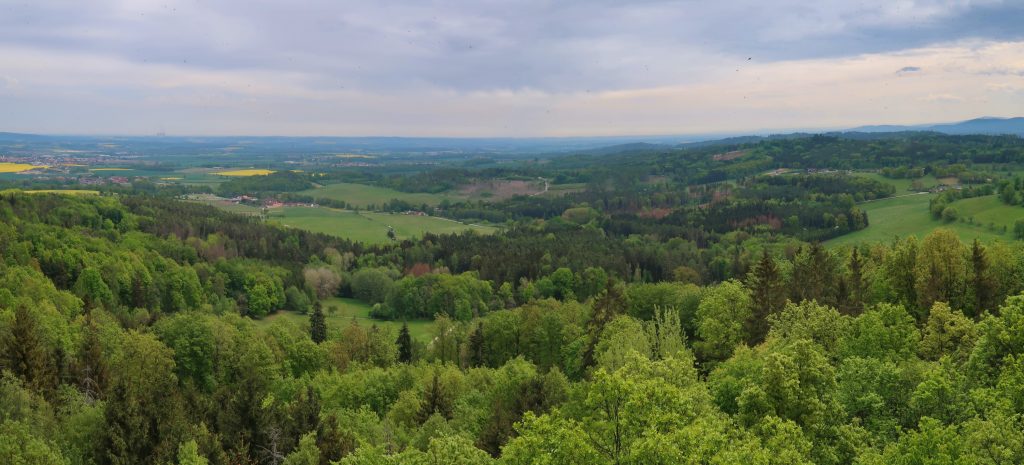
[2,304,56,395]
[396,322,413,363]
[416,371,453,424]
[217,170,314,197]
[747,250,786,344]
[309,301,327,344]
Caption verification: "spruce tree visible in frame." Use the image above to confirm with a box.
[468,322,486,367]
[581,279,626,371]
[310,301,327,344]
[74,317,109,400]
[747,250,786,344]
[3,304,56,394]
[416,371,453,424]
[971,239,993,317]
[396,322,413,363]
[845,246,866,314]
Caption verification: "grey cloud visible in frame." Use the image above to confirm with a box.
[0,0,1022,94]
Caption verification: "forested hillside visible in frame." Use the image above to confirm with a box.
[3,191,1024,464]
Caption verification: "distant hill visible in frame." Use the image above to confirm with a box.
[850,117,1024,136]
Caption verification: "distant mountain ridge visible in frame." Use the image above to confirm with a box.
[849,117,1024,136]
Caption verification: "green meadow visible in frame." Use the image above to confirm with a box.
[828,193,1022,247]
[267,206,496,244]
[852,172,943,193]
[299,182,457,208]
[256,297,435,343]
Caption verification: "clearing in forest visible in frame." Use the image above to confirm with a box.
[256,297,435,343]
[267,206,495,244]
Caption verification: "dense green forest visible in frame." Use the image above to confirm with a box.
[5,132,1024,464]
[4,182,1024,464]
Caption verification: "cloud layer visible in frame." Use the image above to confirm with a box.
[0,0,1022,136]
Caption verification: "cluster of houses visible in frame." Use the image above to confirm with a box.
[229,195,316,209]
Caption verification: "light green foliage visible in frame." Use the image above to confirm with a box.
[967,294,1024,385]
[919,302,976,361]
[910,361,974,425]
[914,229,969,313]
[0,420,69,465]
[838,303,919,361]
[281,433,318,465]
[857,417,965,465]
[72,267,114,310]
[625,281,700,329]
[836,357,914,439]
[243,272,286,317]
[176,440,208,465]
[384,272,493,321]
[155,313,217,391]
[594,315,650,372]
[767,301,848,354]
[696,279,753,363]
[646,305,687,361]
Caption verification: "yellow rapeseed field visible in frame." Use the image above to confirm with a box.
[0,162,48,173]
[213,169,275,176]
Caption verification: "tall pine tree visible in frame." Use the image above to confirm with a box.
[468,322,486,367]
[396,322,413,363]
[970,239,993,318]
[844,246,866,315]
[310,300,327,344]
[581,280,626,372]
[3,304,56,394]
[747,250,786,344]
[416,371,453,424]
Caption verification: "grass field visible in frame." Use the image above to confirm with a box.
[853,172,941,192]
[267,206,496,244]
[256,297,435,343]
[827,193,1018,247]
[299,182,457,208]
[214,169,275,176]
[0,162,48,173]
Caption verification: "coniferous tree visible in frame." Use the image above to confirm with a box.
[316,414,355,465]
[2,304,56,394]
[581,280,626,372]
[73,317,109,401]
[396,322,413,363]
[309,301,327,344]
[791,242,839,306]
[416,371,453,424]
[747,250,786,344]
[468,322,486,368]
[970,239,993,318]
[845,246,866,315]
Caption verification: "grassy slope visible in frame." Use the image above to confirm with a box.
[827,193,1017,247]
[267,206,496,244]
[853,172,940,193]
[256,297,435,343]
[299,182,459,208]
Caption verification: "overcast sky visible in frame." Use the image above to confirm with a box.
[1,0,1022,137]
